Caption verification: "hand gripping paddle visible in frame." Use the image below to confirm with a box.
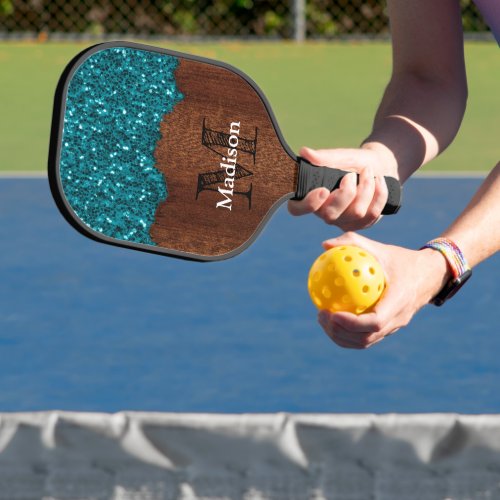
[49,41,402,261]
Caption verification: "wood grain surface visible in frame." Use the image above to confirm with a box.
[151,58,298,258]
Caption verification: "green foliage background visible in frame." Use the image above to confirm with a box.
[0,1,490,37]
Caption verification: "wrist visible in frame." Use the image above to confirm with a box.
[417,248,453,303]
[361,141,399,178]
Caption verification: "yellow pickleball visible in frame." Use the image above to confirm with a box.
[308,245,385,314]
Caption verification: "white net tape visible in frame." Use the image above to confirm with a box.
[0,412,499,499]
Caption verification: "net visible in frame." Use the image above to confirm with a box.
[1,412,500,499]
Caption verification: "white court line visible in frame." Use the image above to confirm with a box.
[414,170,487,178]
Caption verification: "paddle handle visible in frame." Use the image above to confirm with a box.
[293,157,402,215]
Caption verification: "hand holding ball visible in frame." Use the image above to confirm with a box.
[308,245,385,314]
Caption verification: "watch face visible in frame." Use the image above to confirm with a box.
[432,269,472,306]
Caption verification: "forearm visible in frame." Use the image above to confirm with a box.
[441,162,500,267]
[362,73,467,182]
[418,162,500,303]
[361,0,467,183]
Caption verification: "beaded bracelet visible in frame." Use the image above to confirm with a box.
[420,237,472,306]
[421,238,470,278]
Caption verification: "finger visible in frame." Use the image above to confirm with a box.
[367,288,412,335]
[330,168,387,231]
[315,172,357,224]
[319,309,392,349]
[342,164,376,221]
[385,328,400,337]
[322,325,365,349]
[330,311,385,335]
[331,317,390,349]
[364,174,389,223]
[331,323,371,348]
[319,311,371,349]
[340,213,383,232]
[329,326,381,349]
[364,335,386,348]
[331,336,365,349]
[360,328,399,348]
[288,187,330,216]
[332,292,402,339]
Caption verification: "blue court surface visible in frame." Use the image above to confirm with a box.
[0,176,498,413]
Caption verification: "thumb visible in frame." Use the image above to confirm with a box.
[299,146,324,165]
[299,147,365,170]
[322,231,369,250]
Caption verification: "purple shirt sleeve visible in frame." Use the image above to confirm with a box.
[473,0,500,45]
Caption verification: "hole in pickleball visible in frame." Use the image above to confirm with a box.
[342,295,351,304]
[356,306,366,314]
[313,294,322,307]
[352,269,360,277]
[313,271,321,282]
[359,251,367,257]
[322,286,332,299]
[362,285,369,293]
[344,256,352,262]
[378,284,382,291]
[369,267,376,275]
[327,264,335,272]
[333,303,342,311]
[334,277,344,287]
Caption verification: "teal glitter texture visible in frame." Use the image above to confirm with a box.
[60,47,183,246]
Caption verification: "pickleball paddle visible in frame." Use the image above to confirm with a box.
[48,41,401,261]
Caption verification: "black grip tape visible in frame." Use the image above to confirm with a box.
[293,157,402,215]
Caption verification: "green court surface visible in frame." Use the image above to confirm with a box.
[0,41,497,173]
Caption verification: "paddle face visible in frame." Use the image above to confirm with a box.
[49,41,298,261]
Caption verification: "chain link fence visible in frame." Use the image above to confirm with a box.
[0,0,491,40]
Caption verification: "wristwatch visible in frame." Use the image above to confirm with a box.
[421,238,472,306]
